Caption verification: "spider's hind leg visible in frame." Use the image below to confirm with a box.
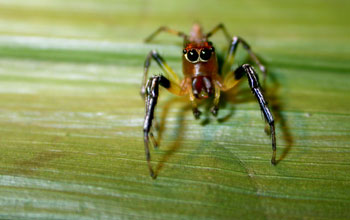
[144,26,188,43]
[221,36,268,84]
[206,23,232,42]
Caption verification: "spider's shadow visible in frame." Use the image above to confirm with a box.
[152,57,294,178]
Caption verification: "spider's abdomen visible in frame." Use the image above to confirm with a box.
[192,76,213,99]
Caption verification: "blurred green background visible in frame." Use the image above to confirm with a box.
[0,0,350,219]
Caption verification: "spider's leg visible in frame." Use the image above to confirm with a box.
[189,92,201,119]
[143,75,184,178]
[221,36,267,82]
[144,76,169,178]
[145,26,188,43]
[221,64,276,165]
[148,130,158,148]
[211,81,221,116]
[141,50,181,97]
[206,23,232,42]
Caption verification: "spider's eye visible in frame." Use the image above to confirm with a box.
[187,49,199,62]
[200,48,212,61]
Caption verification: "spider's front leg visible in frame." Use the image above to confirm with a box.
[141,51,184,178]
[141,50,181,97]
[221,64,277,164]
[143,75,171,178]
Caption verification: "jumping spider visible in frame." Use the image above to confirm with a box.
[141,23,276,178]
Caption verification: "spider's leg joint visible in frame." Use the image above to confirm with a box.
[242,64,260,88]
[211,106,219,116]
[151,49,157,55]
[157,75,170,89]
[232,36,239,44]
[193,108,201,119]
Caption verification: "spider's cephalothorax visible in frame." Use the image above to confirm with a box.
[141,23,276,178]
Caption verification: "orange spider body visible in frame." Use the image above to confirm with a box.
[182,24,219,99]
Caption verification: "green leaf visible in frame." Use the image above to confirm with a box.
[0,0,349,219]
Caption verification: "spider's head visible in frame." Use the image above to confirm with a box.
[182,41,218,99]
[183,41,215,64]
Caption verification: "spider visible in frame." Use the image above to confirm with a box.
[141,23,276,178]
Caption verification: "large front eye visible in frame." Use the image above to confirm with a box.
[187,49,199,62]
[200,48,212,61]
